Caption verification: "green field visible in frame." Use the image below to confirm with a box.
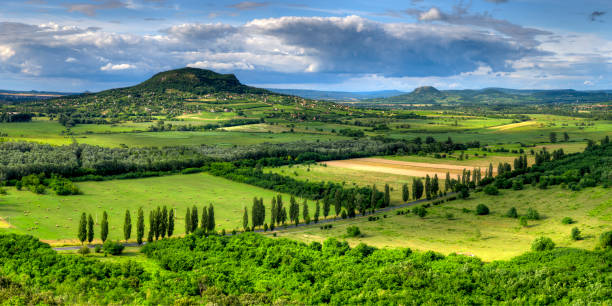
[271,185,612,261]
[0,173,311,244]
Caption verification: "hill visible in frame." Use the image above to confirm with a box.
[364,87,612,105]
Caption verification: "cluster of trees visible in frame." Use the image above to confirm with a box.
[184,204,216,235]
[0,112,32,122]
[14,174,79,195]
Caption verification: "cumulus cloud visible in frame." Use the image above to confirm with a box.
[0,45,15,61]
[100,63,135,71]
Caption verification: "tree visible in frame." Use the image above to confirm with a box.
[100,211,109,243]
[160,206,167,238]
[201,206,209,232]
[276,195,283,225]
[383,184,390,207]
[243,206,249,230]
[271,197,277,226]
[167,208,174,237]
[432,174,439,196]
[137,207,144,244]
[402,184,409,202]
[549,132,557,143]
[123,210,131,242]
[532,237,555,251]
[303,199,310,224]
[370,185,377,209]
[476,204,490,215]
[445,172,451,191]
[314,201,320,223]
[148,211,154,242]
[505,207,518,218]
[280,206,287,225]
[184,207,191,235]
[425,175,431,200]
[334,189,342,217]
[87,214,94,244]
[191,206,198,233]
[413,178,424,200]
[571,227,581,240]
[207,204,215,232]
[290,195,299,226]
[78,212,87,244]
[563,132,569,142]
[323,196,331,219]
[154,207,161,240]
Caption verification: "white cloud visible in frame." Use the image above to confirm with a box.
[65,57,77,63]
[584,80,594,86]
[0,45,15,61]
[100,63,136,71]
[419,8,443,21]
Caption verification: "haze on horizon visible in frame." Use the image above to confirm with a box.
[0,0,610,92]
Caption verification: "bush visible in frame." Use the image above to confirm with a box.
[531,237,555,251]
[413,206,427,218]
[512,180,524,190]
[475,204,490,215]
[78,246,90,256]
[445,212,454,220]
[505,207,518,218]
[102,240,125,255]
[600,231,612,249]
[526,208,540,220]
[483,185,499,195]
[519,216,528,227]
[561,217,575,224]
[346,226,361,237]
[94,245,102,253]
[571,227,581,241]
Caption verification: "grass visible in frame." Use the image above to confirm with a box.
[269,185,612,261]
[0,173,312,244]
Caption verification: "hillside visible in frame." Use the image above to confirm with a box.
[364,87,612,105]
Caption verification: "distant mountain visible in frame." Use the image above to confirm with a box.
[0,90,76,103]
[101,67,272,96]
[266,89,406,101]
[365,86,612,105]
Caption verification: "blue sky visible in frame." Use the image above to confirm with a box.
[0,0,610,92]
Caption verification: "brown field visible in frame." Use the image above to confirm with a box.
[322,158,491,178]
[488,121,537,131]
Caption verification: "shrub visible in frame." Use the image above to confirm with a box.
[94,245,102,253]
[483,185,499,195]
[341,211,347,219]
[526,208,540,220]
[531,237,555,251]
[475,204,490,215]
[519,216,528,227]
[78,246,90,256]
[561,217,575,224]
[102,240,125,255]
[413,206,427,218]
[600,231,612,249]
[505,207,518,218]
[571,227,581,241]
[512,180,524,190]
[461,208,470,214]
[445,212,454,220]
[346,226,361,237]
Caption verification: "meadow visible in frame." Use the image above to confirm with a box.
[0,173,311,244]
[271,185,612,261]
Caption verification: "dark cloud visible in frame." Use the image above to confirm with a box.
[228,2,269,11]
[63,0,125,16]
[590,11,606,22]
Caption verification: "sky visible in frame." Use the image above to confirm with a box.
[0,0,610,92]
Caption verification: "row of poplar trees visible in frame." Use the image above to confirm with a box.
[77,206,176,245]
[184,204,216,234]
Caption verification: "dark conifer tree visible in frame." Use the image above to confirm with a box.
[167,208,174,237]
[123,209,131,242]
[201,206,209,232]
[445,172,451,191]
[271,197,277,226]
[384,184,390,207]
[160,206,167,238]
[402,184,409,202]
[154,207,161,240]
[323,196,331,219]
[184,207,191,235]
[432,174,439,196]
[243,206,249,230]
[78,212,87,244]
[191,206,198,233]
[252,197,259,229]
[314,200,320,223]
[148,211,155,242]
[137,207,144,244]
[208,204,215,232]
[334,189,342,217]
[303,199,310,224]
[101,211,109,243]
[87,214,94,244]
[425,175,431,200]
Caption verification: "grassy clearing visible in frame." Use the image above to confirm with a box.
[0,173,311,243]
[270,185,612,261]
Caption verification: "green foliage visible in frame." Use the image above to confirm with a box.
[505,207,518,218]
[475,204,490,215]
[78,212,87,244]
[571,227,581,241]
[531,237,555,251]
[87,214,94,243]
[600,231,612,249]
[413,206,427,218]
[123,210,132,242]
[102,240,125,255]
[526,208,540,220]
[561,217,575,224]
[78,246,90,256]
[137,207,145,244]
[346,226,361,237]
[519,216,528,227]
[100,211,109,242]
[483,185,499,195]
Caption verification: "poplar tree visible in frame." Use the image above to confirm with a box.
[323,196,330,219]
[100,211,109,243]
[78,212,87,244]
[160,206,168,238]
[445,172,451,192]
[191,206,198,233]
[402,184,409,202]
[290,195,299,225]
[488,163,494,178]
[137,207,144,245]
[154,207,161,240]
[123,209,131,242]
[207,204,215,232]
[243,206,249,230]
[425,175,431,200]
[87,214,94,244]
[271,197,277,226]
[148,210,154,242]
[413,178,424,200]
[314,201,320,223]
[185,207,191,235]
[252,197,259,229]
[303,199,310,224]
[167,208,174,237]
[201,206,209,232]
[334,189,342,217]
[276,195,283,225]
[384,184,390,207]
[370,185,377,209]
[432,174,439,196]
[281,206,287,225]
